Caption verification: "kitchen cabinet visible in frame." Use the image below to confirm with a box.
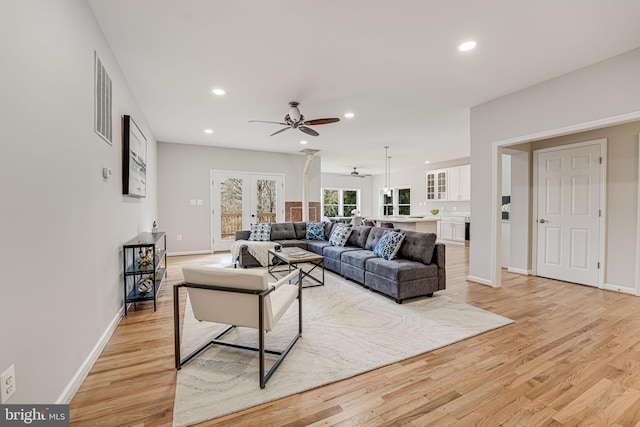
[437,216,466,245]
[426,165,470,202]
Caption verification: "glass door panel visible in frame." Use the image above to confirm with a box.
[254,178,277,223]
[220,177,243,239]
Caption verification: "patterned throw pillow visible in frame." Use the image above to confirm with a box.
[305,221,326,240]
[329,224,352,247]
[373,230,406,260]
[248,223,271,241]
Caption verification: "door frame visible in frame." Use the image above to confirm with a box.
[210,169,285,252]
[531,139,607,288]
[487,110,640,290]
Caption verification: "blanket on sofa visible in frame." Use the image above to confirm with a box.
[230,240,279,267]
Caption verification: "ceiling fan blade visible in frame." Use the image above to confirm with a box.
[299,126,319,137]
[249,120,288,125]
[303,118,340,126]
[270,127,291,137]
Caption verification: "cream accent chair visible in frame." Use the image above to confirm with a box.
[174,265,302,388]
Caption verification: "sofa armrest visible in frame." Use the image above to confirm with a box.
[432,243,446,290]
[235,230,251,240]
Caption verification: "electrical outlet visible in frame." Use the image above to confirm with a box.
[177,234,182,241]
[1,364,16,403]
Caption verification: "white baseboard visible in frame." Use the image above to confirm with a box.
[507,267,530,275]
[466,275,494,287]
[56,308,123,404]
[603,283,639,296]
[167,250,212,256]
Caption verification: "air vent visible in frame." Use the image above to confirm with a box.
[94,51,112,144]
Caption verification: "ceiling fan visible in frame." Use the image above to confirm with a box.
[249,101,340,137]
[342,167,372,178]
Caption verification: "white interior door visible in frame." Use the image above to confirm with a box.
[535,143,602,286]
[211,171,283,252]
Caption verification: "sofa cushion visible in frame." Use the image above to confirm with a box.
[306,240,331,255]
[398,231,437,265]
[293,222,307,239]
[324,222,336,241]
[365,227,388,250]
[365,257,438,282]
[249,223,271,241]
[373,230,406,260]
[347,226,371,248]
[329,224,352,247]
[305,221,326,240]
[341,250,377,269]
[323,245,360,261]
[270,222,296,240]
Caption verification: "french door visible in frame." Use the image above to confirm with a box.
[211,171,284,251]
[534,141,604,287]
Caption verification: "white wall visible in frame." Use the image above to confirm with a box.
[158,143,321,253]
[321,174,374,217]
[371,158,471,216]
[470,47,640,285]
[508,150,531,273]
[0,0,157,403]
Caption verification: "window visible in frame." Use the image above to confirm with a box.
[398,188,411,215]
[383,192,394,216]
[380,187,411,215]
[322,188,361,217]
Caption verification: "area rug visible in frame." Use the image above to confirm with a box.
[172,270,513,427]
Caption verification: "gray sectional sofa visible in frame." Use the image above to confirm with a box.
[234,221,445,303]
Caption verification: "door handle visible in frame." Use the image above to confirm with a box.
[539,219,548,223]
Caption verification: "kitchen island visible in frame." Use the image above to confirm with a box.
[365,216,439,233]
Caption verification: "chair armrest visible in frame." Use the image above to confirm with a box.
[269,269,300,290]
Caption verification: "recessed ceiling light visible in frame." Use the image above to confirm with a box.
[458,41,476,52]
[300,140,308,145]
[204,129,214,134]
[211,88,226,95]
[344,112,355,118]
[425,160,430,164]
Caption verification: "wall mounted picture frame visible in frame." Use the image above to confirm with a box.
[122,115,147,197]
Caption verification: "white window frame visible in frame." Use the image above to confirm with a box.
[379,186,411,216]
[322,187,361,217]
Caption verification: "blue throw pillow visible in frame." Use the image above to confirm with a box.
[248,223,271,241]
[373,230,406,260]
[305,221,326,240]
[328,224,352,247]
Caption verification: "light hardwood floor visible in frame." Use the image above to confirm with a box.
[70,246,640,426]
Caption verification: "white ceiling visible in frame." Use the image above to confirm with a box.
[88,0,640,174]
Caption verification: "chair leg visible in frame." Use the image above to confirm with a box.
[173,284,181,369]
[259,294,265,389]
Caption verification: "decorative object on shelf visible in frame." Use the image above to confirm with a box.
[123,231,167,315]
[430,208,439,215]
[152,220,158,233]
[138,247,154,266]
[136,277,154,294]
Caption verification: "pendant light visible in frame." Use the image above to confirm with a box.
[382,145,391,197]
[383,146,390,196]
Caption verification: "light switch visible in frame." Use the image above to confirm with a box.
[196,199,203,205]
[190,199,196,206]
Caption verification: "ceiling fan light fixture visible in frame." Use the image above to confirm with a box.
[211,88,226,95]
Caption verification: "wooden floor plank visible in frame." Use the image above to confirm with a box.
[70,246,640,426]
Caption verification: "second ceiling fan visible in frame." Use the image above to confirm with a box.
[249,101,340,137]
